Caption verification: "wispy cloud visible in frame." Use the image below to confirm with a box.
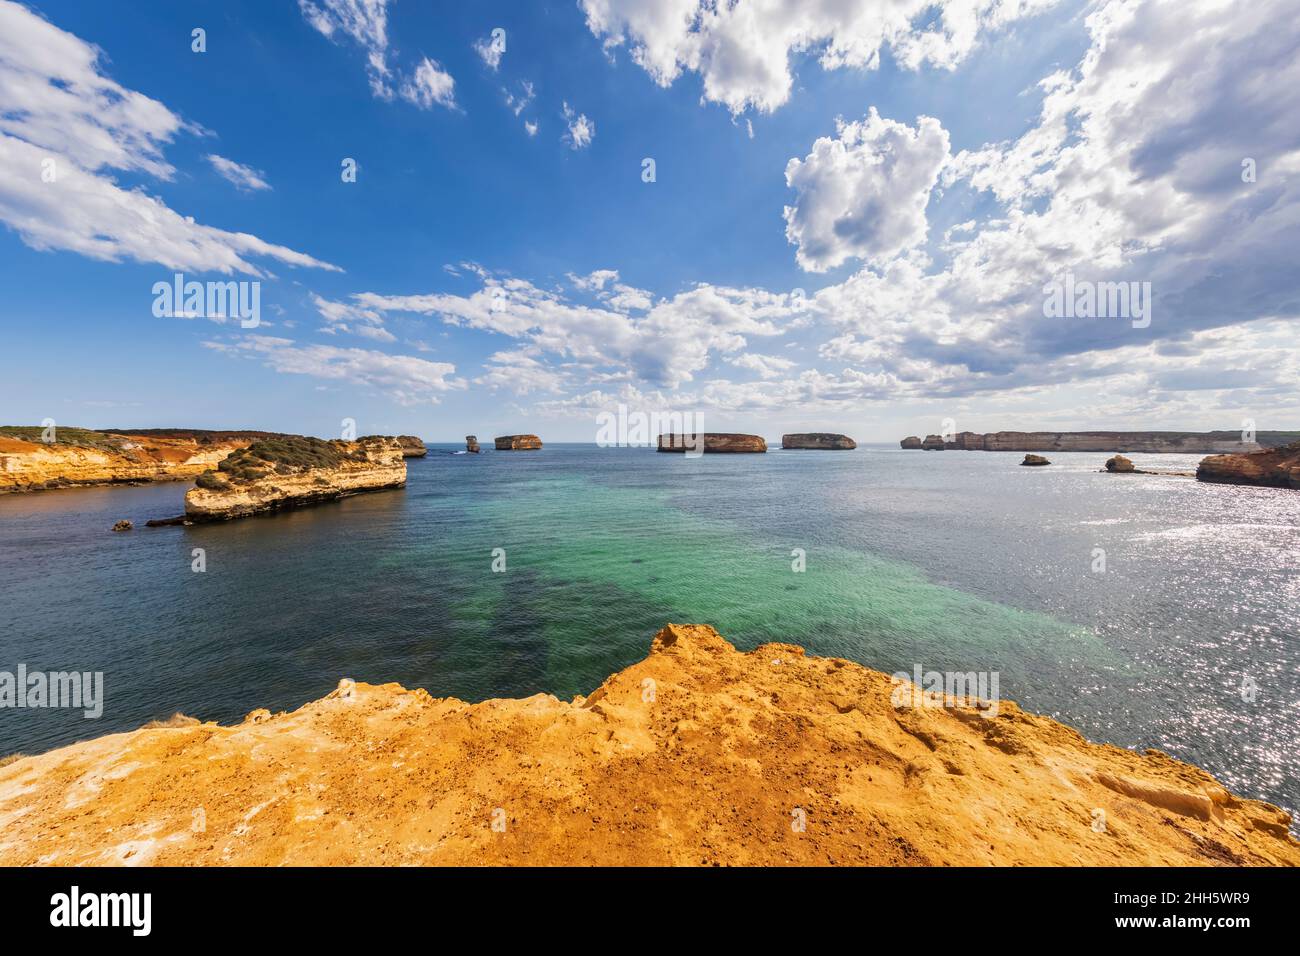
[207,154,271,192]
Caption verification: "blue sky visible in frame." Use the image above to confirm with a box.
[2,0,1297,441]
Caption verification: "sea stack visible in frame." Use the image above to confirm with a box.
[900,436,923,449]
[1196,441,1300,489]
[183,436,407,522]
[657,433,766,453]
[1021,454,1050,466]
[495,435,542,450]
[1105,454,1135,473]
[465,435,480,454]
[782,433,856,450]
[920,435,947,450]
[395,436,427,458]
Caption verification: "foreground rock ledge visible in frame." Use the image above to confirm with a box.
[1,624,1294,867]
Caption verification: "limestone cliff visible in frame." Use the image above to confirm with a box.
[900,430,1300,453]
[782,433,857,450]
[1197,441,1300,489]
[183,436,406,521]
[0,623,1293,866]
[657,433,767,453]
[0,427,259,493]
[494,435,543,450]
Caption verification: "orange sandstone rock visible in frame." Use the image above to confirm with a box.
[0,624,1294,867]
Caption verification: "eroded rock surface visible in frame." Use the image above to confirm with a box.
[1197,442,1300,489]
[1,624,1294,867]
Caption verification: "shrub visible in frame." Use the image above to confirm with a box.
[195,470,229,491]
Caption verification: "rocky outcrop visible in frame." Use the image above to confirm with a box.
[782,433,857,450]
[0,428,260,494]
[900,430,1300,453]
[1021,454,1050,466]
[183,437,406,522]
[465,435,480,454]
[1105,454,1135,473]
[394,436,427,458]
[111,520,133,532]
[494,435,542,450]
[920,435,947,450]
[1197,441,1300,489]
[900,436,923,450]
[657,433,767,453]
[1,622,1294,867]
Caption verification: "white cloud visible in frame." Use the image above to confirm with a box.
[473,33,505,71]
[562,102,595,149]
[524,120,539,137]
[399,56,457,110]
[579,0,1059,114]
[336,269,797,389]
[728,352,796,379]
[784,109,949,273]
[0,2,335,275]
[569,269,620,291]
[206,154,271,192]
[204,334,462,405]
[298,0,393,99]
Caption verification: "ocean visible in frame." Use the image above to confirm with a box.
[1,444,1296,821]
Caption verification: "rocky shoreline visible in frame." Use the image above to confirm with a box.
[0,623,1294,866]
[0,428,264,494]
[1197,441,1300,489]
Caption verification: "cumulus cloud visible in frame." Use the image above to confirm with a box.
[562,102,595,149]
[784,109,950,272]
[0,2,335,275]
[203,334,462,405]
[206,154,271,192]
[399,57,457,110]
[728,352,796,379]
[579,0,1059,114]
[327,269,798,389]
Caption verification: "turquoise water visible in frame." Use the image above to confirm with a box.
[1,444,1296,820]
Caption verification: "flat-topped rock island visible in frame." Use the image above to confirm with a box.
[657,433,767,453]
[782,433,856,450]
[495,434,543,450]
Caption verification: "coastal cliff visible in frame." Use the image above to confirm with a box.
[1197,441,1300,489]
[782,433,856,450]
[183,436,406,521]
[1,623,1293,867]
[495,435,542,450]
[900,430,1300,453]
[657,433,767,453]
[0,427,261,493]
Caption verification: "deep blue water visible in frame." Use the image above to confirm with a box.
[1,444,1296,821]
